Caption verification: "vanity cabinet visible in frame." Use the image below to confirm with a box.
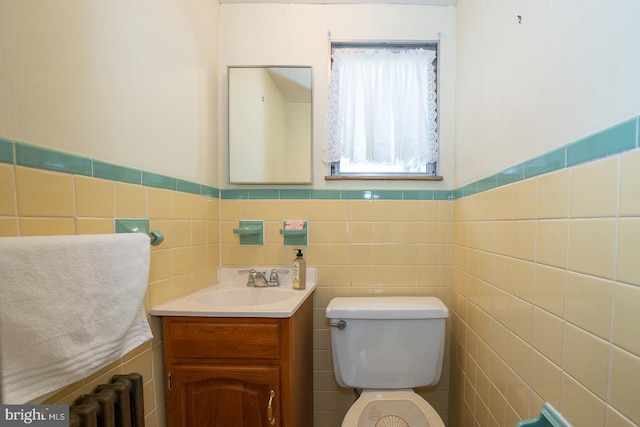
[161,297,313,427]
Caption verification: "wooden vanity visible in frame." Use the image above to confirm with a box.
[161,296,313,427]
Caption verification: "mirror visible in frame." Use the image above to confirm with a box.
[228,66,312,184]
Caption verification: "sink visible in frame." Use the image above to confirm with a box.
[197,287,297,307]
[150,267,317,318]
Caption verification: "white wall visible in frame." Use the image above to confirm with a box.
[455,0,640,187]
[0,0,220,186]
[219,3,456,189]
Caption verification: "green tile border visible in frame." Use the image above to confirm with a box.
[453,116,640,200]
[1,138,220,198]
[16,142,92,176]
[93,161,141,184]
[4,115,636,202]
[0,138,14,164]
[566,117,637,167]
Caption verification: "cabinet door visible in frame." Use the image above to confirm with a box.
[168,365,280,427]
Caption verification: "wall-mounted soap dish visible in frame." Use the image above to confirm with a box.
[279,220,307,246]
[233,220,263,245]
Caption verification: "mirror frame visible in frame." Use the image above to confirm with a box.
[227,65,313,185]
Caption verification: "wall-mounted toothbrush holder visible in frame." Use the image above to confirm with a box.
[279,220,307,246]
[233,220,264,245]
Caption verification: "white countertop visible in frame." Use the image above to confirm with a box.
[150,267,316,318]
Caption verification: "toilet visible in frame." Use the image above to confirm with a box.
[326,296,449,427]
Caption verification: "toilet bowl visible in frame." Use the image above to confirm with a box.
[342,390,444,427]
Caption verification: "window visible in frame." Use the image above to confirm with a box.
[323,42,439,178]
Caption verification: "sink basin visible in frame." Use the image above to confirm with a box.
[197,287,297,307]
[150,267,317,318]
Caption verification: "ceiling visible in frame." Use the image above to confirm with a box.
[220,0,455,5]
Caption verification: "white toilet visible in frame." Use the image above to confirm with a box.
[326,296,449,427]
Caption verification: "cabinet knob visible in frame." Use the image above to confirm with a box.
[267,389,275,425]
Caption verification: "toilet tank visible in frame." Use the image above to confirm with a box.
[325,296,449,389]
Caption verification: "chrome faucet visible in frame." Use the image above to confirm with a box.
[239,269,269,287]
[268,269,289,287]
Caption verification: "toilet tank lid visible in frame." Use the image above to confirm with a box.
[325,296,449,320]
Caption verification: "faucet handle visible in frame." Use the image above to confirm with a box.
[268,269,289,286]
[238,268,258,286]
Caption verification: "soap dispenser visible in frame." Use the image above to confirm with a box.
[292,249,306,290]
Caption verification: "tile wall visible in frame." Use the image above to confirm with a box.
[449,119,640,426]
[0,140,220,427]
[218,194,454,426]
[3,115,639,427]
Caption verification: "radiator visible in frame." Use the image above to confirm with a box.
[69,373,145,427]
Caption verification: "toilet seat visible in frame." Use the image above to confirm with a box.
[341,390,445,427]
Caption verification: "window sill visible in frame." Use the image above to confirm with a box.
[325,175,443,181]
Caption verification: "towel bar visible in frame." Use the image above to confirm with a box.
[148,230,164,246]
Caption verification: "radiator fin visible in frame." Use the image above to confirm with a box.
[69,373,145,427]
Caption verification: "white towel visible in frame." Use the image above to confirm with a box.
[0,233,153,404]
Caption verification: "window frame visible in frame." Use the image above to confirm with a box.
[326,41,441,181]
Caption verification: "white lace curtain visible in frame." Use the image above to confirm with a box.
[323,48,438,170]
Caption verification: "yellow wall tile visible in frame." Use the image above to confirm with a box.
[172,220,191,247]
[261,199,285,221]
[511,220,536,261]
[619,149,640,216]
[560,373,606,426]
[0,163,16,215]
[373,200,395,221]
[172,246,193,276]
[535,219,568,268]
[531,308,564,365]
[0,218,18,236]
[562,324,610,399]
[148,188,172,219]
[533,265,566,317]
[191,220,207,246]
[283,200,308,219]
[75,176,115,218]
[536,169,570,219]
[393,221,417,244]
[570,157,618,218]
[207,198,219,221]
[115,182,146,218]
[417,200,440,222]
[329,222,350,243]
[172,192,192,219]
[76,219,113,234]
[612,283,640,356]
[493,185,513,221]
[616,218,640,286]
[565,272,612,340]
[530,350,561,409]
[568,219,616,279]
[609,347,640,425]
[351,200,374,221]
[494,221,513,256]
[395,200,417,222]
[510,259,534,302]
[606,408,636,427]
[512,178,537,220]
[373,222,395,243]
[508,297,532,342]
[149,250,172,282]
[191,196,207,220]
[19,218,76,236]
[241,199,263,219]
[16,167,74,217]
